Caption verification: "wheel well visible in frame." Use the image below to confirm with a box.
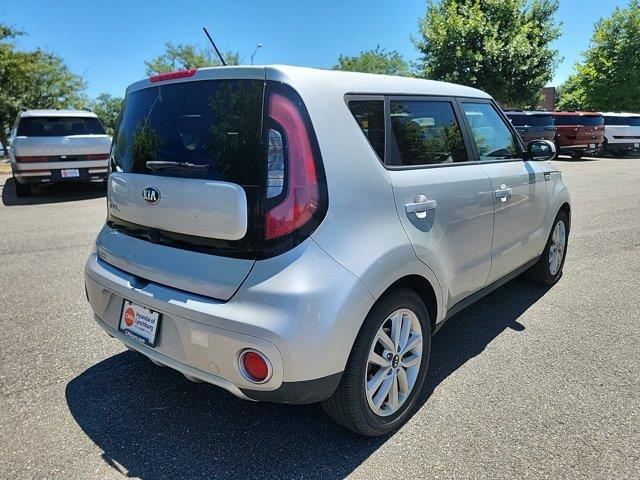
[384,275,437,332]
[559,202,571,230]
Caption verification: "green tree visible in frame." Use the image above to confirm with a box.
[144,42,240,75]
[0,24,86,153]
[557,0,640,112]
[90,93,123,135]
[334,46,412,76]
[415,0,562,108]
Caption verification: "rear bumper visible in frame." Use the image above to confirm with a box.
[557,144,600,155]
[12,162,108,185]
[84,240,373,404]
[605,141,640,151]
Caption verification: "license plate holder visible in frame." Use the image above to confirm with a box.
[61,168,80,178]
[119,300,161,347]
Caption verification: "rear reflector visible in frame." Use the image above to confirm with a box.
[264,93,319,240]
[149,68,197,82]
[240,350,271,383]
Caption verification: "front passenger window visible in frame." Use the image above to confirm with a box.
[462,103,521,161]
[389,100,467,166]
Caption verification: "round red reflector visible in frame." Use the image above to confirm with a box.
[241,351,269,382]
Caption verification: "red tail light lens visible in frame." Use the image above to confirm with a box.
[149,68,197,83]
[86,153,109,160]
[264,93,319,240]
[15,156,52,163]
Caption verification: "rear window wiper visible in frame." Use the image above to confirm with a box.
[146,161,210,171]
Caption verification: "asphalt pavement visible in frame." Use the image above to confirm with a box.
[0,157,638,479]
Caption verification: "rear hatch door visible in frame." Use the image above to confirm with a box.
[13,116,111,159]
[103,70,265,300]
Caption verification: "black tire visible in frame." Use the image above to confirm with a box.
[14,179,31,197]
[571,153,582,160]
[527,210,569,285]
[321,288,431,437]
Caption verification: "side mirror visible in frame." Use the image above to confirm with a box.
[527,139,556,161]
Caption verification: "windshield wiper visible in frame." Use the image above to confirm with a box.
[146,161,209,171]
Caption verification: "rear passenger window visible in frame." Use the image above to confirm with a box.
[462,103,521,161]
[389,100,467,166]
[348,100,385,161]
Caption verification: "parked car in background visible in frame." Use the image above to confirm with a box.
[85,66,570,436]
[601,112,640,155]
[551,111,604,159]
[7,110,111,197]
[504,110,556,144]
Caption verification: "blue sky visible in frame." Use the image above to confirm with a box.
[2,0,630,99]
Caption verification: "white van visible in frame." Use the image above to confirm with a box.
[85,66,570,436]
[8,109,111,196]
[602,112,640,154]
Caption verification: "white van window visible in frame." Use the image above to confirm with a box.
[17,117,105,136]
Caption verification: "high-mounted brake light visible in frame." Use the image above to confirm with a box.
[264,93,319,240]
[149,68,197,83]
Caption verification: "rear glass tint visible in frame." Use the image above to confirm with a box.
[553,115,604,126]
[17,116,105,136]
[348,100,385,161]
[604,116,640,126]
[112,79,264,185]
[507,113,554,127]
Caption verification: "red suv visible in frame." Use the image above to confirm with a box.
[551,112,604,159]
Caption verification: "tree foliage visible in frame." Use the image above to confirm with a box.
[557,0,640,112]
[415,0,561,108]
[90,93,123,135]
[0,24,87,153]
[144,42,241,75]
[333,46,412,76]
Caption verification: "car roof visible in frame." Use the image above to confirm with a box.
[126,65,492,99]
[505,110,552,116]
[20,109,98,118]
[552,111,602,116]
[600,112,640,117]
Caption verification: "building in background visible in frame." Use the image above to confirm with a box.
[539,87,556,111]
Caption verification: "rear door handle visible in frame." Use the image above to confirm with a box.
[405,194,437,214]
[494,184,513,202]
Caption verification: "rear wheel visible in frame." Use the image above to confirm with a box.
[14,179,31,197]
[322,288,431,436]
[527,210,569,285]
[571,152,582,160]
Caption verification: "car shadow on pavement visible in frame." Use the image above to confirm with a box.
[66,277,549,480]
[1,177,105,206]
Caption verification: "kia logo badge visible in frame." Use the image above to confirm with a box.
[142,187,160,204]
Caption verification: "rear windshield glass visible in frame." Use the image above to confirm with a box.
[111,79,264,185]
[604,116,640,126]
[507,113,553,127]
[553,115,604,126]
[17,116,105,136]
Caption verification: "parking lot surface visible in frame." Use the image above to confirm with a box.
[0,158,639,479]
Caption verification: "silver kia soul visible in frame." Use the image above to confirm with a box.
[85,65,570,436]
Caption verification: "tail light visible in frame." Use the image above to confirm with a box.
[15,155,52,163]
[260,84,327,251]
[86,153,109,160]
[149,68,197,82]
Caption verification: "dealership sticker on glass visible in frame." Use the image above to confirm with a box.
[119,300,161,347]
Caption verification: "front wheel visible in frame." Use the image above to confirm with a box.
[321,288,431,436]
[527,211,569,285]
